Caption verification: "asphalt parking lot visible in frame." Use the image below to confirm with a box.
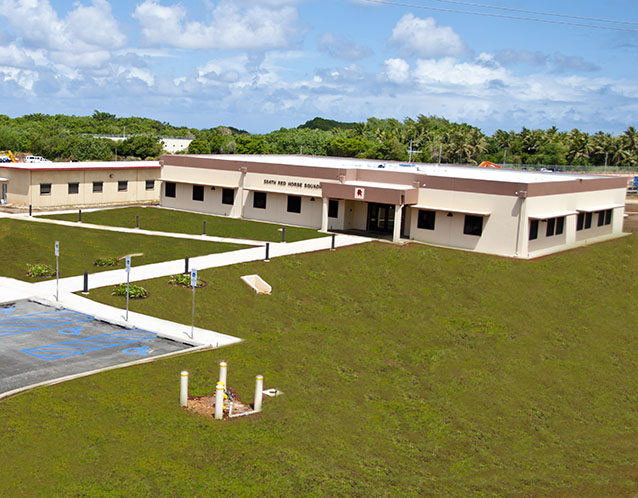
[0,300,191,397]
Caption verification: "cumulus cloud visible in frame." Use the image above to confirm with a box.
[390,14,466,58]
[383,58,410,83]
[133,0,301,50]
[319,33,372,60]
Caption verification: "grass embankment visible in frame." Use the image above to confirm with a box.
[0,218,245,281]
[1,235,637,496]
[43,206,327,242]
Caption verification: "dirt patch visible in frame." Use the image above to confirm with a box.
[186,386,255,419]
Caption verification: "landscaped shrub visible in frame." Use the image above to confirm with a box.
[94,257,120,267]
[168,273,205,288]
[26,263,55,278]
[112,283,149,299]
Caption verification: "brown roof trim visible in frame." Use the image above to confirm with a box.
[161,155,626,197]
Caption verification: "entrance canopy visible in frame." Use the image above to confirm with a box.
[321,181,417,205]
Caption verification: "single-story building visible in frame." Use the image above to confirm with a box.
[159,154,628,259]
[0,161,160,209]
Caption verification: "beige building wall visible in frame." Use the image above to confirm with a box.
[0,168,30,206]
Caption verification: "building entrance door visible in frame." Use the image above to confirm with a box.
[1,183,6,204]
[367,203,395,233]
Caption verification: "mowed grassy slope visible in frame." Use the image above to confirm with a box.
[43,206,327,242]
[0,218,244,281]
[1,235,637,496]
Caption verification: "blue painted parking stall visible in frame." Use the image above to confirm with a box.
[0,300,190,398]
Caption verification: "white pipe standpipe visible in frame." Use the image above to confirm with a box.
[254,375,264,412]
[180,371,188,407]
[219,361,227,387]
[215,382,224,420]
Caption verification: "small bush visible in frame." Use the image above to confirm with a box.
[26,263,55,278]
[169,273,204,288]
[94,257,120,267]
[112,283,149,299]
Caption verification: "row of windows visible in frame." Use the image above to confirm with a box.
[529,216,565,240]
[576,209,612,231]
[165,182,341,218]
[40,180,155,195]
[416,209,484,236]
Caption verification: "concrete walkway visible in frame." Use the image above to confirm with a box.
[0,221,370,347]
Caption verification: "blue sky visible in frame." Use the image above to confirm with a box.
[0,0,637,135]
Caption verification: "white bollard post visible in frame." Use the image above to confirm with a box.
[254,375,264,412]
[180,371,188,407]
[215,382,224,420]
[219,361,227,387]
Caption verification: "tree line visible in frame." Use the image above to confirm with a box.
[1,111,636,167]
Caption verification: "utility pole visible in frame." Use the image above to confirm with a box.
[437,144,442,166]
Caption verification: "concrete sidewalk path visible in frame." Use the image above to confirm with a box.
[31,233,370,295]
[0,212,269,247]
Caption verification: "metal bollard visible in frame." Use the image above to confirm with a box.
[184,256,189,274]
[29,205,32,216]
[215,382,224,420]
[331,233,336,251]
[78,209,82,223]
[202,220,206,235]
[265,242,270,262]
[281,227,286,243]
[254,375,264,412]
[135,215,139,229]
[180,371,189,407]
[219,361,227,386]
[82,271,88,294]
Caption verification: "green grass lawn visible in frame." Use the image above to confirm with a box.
[0,218,246,281]
[0,235,637,496]
[42,206,327,242]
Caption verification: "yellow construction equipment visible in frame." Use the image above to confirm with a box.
[478,160,501,169]
[0,150,17,163]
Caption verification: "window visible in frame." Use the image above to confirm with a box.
[556,217,565,235]
[577,212,585,231]
[93,181,103,193]
[546,218,556,237]
[529,219,539,240]
[222,188,234,205]
[145,180,155,191]
[192,185,204,201]
[118,180,128,192]
[585,212,593,229]
[463,215,483,236]
[40,183,51,195]
[328,199,339,218]
[287,195,301,213]
[253,191,267,209]
[68,182,79,195]
[165,182,176,198]
[604,209,612,225]
[417,210,436,230]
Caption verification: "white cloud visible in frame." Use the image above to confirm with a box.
[383,58,410,83]
[413,57,509,88]
[0,43,34,68]
[133,0,301,50]
[390,14,466,58]
[319,33,372,60]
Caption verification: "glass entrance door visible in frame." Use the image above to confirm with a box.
[367,203,395,233]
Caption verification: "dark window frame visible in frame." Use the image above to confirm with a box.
[93,181,103,193]
[222,188,235,205]
[463,215,483,236]
[417,209,436,230]
[253,191,267,209]
[287,195,302,214]
[529,219,539,240]
[546,218,556,237]
[328,199,339,218]
[118,180,128,192]
[68,182,79,195]
[145,180,155,191]
[585,212,593,229]
[192,185,204,202]
[40,183,51,195]
[576,212,585,231]
[604,209,612,225]
[556,216,565,235]
[165,182,176,198]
